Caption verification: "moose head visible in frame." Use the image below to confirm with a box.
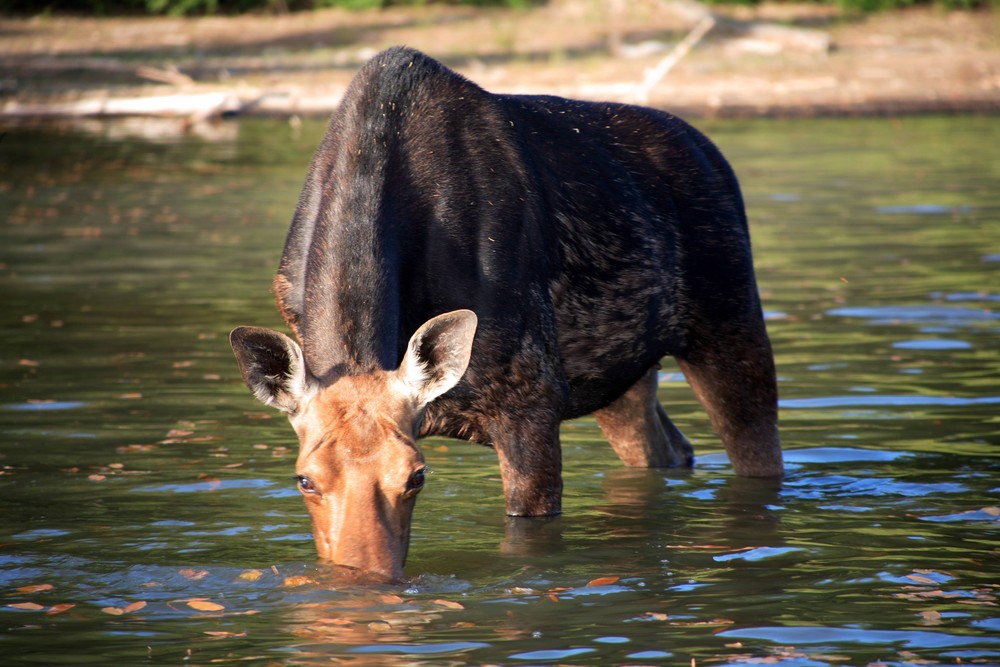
[230,310,478,580]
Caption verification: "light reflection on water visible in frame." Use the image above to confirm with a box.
[0,115,998,666]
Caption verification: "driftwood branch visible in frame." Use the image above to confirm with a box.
[627,0,831,104]
[631,14,716,104]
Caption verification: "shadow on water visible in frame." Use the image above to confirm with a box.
[0,115,998,665]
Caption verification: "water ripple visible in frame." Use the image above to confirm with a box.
[2,401,87,411]
[719,626,1000,648]
[892,338,972,350]
[828,305,999,323]
[784,476,966,499]
[510,647,596,661]
[876,204,972,215]
[714,547,804,563]
[781,395,1000,408]
[349,642,490,655]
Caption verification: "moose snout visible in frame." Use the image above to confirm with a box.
[307,494,413,582]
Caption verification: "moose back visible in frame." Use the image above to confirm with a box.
[231,46,781,581]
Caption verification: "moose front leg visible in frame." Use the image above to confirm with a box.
[493,415,563,516]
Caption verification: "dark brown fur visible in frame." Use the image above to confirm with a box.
[231,47,781,579]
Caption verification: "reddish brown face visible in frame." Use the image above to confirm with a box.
[230,310,478,582]
[290,375,426,580]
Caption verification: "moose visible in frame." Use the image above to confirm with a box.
[230,46,782,581]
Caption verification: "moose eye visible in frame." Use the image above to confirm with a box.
[406,468,426,494]
[296,475,317,494]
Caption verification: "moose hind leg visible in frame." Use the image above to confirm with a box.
[594,367,694,468]
[675,325,783,477]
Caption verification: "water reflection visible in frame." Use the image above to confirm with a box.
[500,516,564,557]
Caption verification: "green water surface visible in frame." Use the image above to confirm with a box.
[0,115,997,666]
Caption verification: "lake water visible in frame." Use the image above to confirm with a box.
[1,114,998,666]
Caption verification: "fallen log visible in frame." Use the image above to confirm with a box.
[1,91,242,120]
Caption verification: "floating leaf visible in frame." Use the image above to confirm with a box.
[379,594,404,604]
[204,631,247,638]
[179,568,208,580]
[17,583,54,594]
[238,569,263,583]
[46,603,76,615]
[432,599,465,610]
[101,606,125,615]
[122,601,147,614]
[117,444,158,453]
[196,475,221,487]
[670,617,735,627]
[282,575,316,588]
[644,612,669,621]
[187,599,225,612]
[918,610,942,625]
[88,474,106,482]
[586,576,620,587]
[8,602,45,611]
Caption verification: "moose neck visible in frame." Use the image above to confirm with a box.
[298,206,403,383]
[297,127,406,382]
[281,48,480,385]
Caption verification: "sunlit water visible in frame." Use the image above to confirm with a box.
[1,115,997,666]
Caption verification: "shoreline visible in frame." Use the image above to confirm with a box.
[1,2,998,122]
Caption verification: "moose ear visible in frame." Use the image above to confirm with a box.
[397,310,478,409]
[230,326,310,414]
